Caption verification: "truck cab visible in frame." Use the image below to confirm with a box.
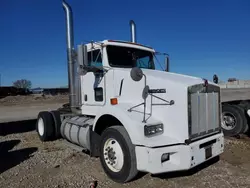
[35,0,224,183]
[79,40,155,113]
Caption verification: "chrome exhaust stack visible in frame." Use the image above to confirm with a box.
[129,20,137,43]
[62,0,80,112]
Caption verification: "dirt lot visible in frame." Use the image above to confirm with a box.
[1,96,250,188]
[0,94,68,106]
[0,95,68,123]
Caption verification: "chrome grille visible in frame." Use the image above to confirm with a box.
[188,84,221,140]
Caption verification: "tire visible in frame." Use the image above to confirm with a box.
[238,102,250,134]
[244,109,250,135]
[99,126,138,183]
[221,105,247,136]
[50,110,62,138]
[232,105,248,134]
[36,111,55,141]
[243,123,249,134]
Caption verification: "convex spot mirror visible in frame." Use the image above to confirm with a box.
[130,67,143,82]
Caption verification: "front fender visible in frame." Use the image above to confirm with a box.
[93,103,179,147]
[93,103,145,145]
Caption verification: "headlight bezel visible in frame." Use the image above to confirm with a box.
[144,123,164,137]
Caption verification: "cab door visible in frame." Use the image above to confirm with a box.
[82,49,106,106]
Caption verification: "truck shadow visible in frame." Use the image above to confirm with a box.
[151,156,220,180]
[0,119,36,136]
[0,139,38,174]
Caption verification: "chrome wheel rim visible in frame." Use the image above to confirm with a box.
[221,112,237,130]
[103,138,124,172]
[38,118,45,136]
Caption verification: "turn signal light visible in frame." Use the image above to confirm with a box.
[110,98,118,105]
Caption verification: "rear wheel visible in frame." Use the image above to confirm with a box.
[99,126,138,183]
[36,111,55,141]
[221,105,247,136]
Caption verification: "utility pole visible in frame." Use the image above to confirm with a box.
[0,74,1,87]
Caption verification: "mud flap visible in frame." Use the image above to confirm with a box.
[89,126,101,157]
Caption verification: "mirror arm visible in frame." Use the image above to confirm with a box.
[165,55,170,72]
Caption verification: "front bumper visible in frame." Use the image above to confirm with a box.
[135,133,224,174]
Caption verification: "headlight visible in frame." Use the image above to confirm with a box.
[144,124,164,137]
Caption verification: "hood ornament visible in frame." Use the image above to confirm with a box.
[203,78,208,92]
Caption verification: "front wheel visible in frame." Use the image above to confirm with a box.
[99,126,138,183]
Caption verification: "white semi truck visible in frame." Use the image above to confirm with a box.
[36,0,224,183]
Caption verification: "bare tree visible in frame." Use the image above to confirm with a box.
[13,79,32,89]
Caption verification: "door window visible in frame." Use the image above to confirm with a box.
[88,49,102,67]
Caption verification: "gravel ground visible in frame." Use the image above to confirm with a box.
[1,96,250,188]
[1,121,250,188]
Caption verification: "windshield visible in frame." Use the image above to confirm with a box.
[106,45,155,69]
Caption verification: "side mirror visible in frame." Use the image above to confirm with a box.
[165,56,169,72]
[130,67,143,82]
[83,45,88,67]
[77,44,88,67]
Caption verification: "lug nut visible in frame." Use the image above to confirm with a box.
[104,152,107,155]
[105,158,108,160]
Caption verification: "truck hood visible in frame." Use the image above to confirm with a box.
[111,68,208,144]
[142,68,206,87]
